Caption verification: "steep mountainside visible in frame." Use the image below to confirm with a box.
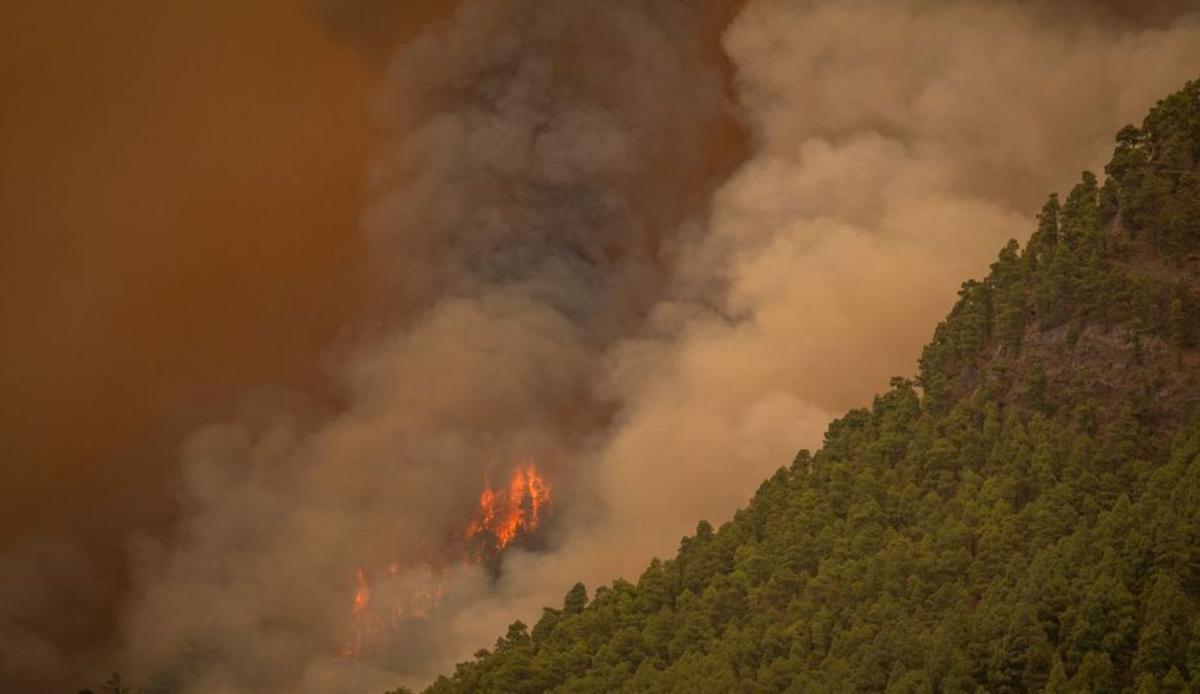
[418,77,1200,694]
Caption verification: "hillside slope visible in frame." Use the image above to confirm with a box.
[418,76,1200,694]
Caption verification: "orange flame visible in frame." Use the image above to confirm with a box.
[342,564,449,660]
[345,567,371,659]
[465,463,550,550]
[342,463,550,660]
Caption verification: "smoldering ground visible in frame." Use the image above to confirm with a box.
[3,0,1200,692]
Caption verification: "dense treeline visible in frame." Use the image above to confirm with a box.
[420,77,1200,693]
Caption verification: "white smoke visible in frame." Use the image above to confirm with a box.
[410,0,1200,683]
[107,0,1200,692]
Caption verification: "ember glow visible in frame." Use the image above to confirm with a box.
[343,464,550,659]
[346,568,371,659]
[465,463,550,551]
[343,564,450,661]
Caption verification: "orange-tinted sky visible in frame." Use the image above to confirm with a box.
[5,3,1200,691]
[0,0,378,564]
[0,6,474,686]
[0,0,734,586]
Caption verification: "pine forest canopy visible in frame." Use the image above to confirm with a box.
[416,76,1200,693]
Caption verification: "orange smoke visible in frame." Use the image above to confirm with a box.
[465,463,550,551]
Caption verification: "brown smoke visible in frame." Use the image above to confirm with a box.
[3,0,1200,692]
[0,1,383,690]
[115,1,735,691]
[409,0,1200,680]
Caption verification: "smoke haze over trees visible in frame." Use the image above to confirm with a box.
[423,72,1200,693]
[3,0,1200,692]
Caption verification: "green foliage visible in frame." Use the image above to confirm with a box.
[1105,77,1200,257]
[427,391,1200,692]
[422,75,1200,694]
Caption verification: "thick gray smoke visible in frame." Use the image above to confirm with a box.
[55,0,1200,691]
[427,3,1200,667]
[116,1,727,691]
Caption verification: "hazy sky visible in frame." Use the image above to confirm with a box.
[0,1,379,687]
[2,1,1199,692]
[1,0,368,535]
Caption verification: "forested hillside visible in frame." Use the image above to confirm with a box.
[418,77,1200,693]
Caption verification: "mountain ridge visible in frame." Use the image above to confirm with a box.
[416,75,1200,694]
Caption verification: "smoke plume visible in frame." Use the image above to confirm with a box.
[4,0,1200,691]
[119,1,730,691]
[429,1,1200,673]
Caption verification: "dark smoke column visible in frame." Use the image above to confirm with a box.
[360,0,728,462]
[119,1,730,692]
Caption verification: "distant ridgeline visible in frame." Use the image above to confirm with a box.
[416,77,1200,694]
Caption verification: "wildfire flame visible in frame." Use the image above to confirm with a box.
[346,567,370,658]
[342,462,551,660]
[465,463,550,551]
[343,564,449,661]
